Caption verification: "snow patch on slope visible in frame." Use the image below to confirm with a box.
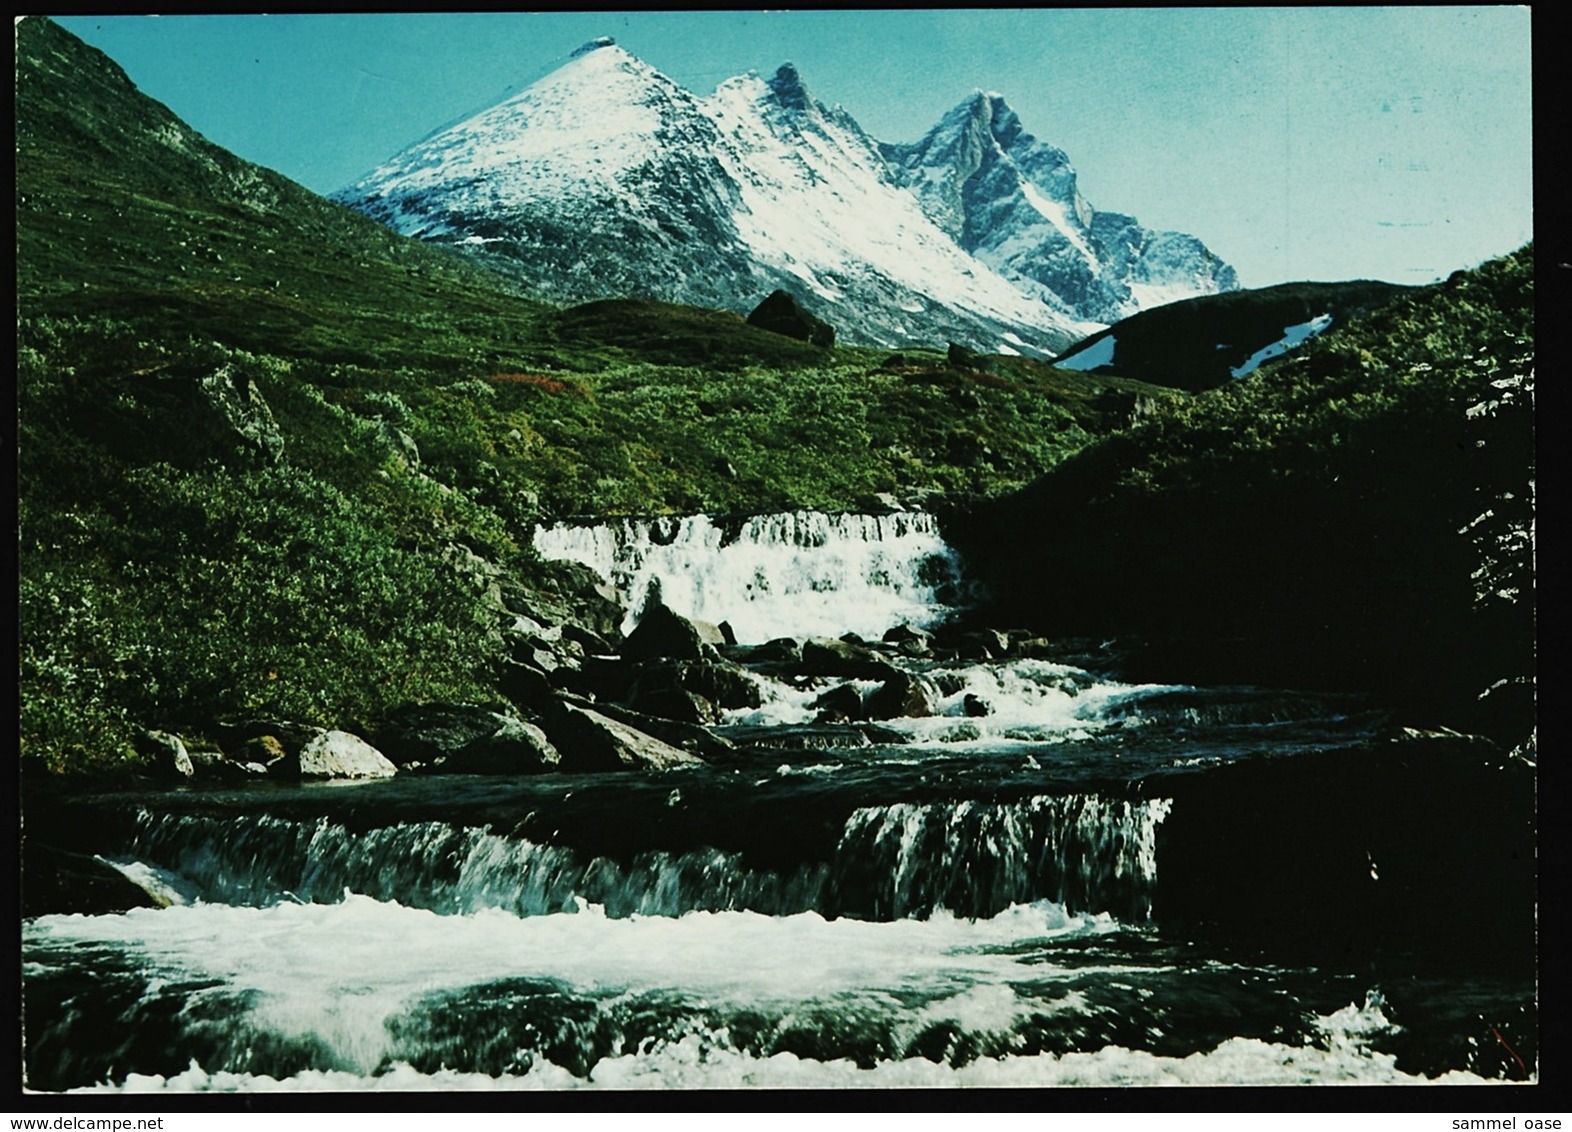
[1056,335,1117,372]
[1230,314,1333,378]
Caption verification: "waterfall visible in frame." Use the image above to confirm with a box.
[829,796,1172,923]
[532,510,975,642]
[118,795,1170,923]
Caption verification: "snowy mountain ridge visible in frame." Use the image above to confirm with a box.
[334,39,1236,354]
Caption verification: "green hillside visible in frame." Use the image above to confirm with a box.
[17,16,1176,774]
[958,246,1535,748]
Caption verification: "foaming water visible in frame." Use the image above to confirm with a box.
[26,896,1114,1085]
[30,898,1494,1091]
[835,796,1171,922]
[728,657,1192,744]
[74,1038,1496,1092]
[532,511,972,641]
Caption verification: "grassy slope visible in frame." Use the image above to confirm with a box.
[958,246,1535,746]
[18,17,1169,773]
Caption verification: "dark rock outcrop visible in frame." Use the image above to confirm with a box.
[622,598,719,662]
[746,290,835,348]
[538,700,704,772]
[1151,733,1534,971]
[946,342,988,370]
[374,704,558,774]
[800,637,898,679]
[866,671,934,719]
[22,844,164,917]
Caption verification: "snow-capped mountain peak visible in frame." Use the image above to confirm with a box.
[334,46,1233,351]
[571,35,617,57]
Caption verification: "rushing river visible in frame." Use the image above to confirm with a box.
[21,511,1536,1091]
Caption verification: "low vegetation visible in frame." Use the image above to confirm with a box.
[962,246,1534,746]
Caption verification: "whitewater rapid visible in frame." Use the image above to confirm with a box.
[532,510,973,641]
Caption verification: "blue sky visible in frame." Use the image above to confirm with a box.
[53,8,1532,290]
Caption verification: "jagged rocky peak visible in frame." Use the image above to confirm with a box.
[980,92,1024,147]
[884,86,1235,323]
[767,62,811,111]
[572,36,617,57]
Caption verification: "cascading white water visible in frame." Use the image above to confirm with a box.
[532,511,973,642]
[116,795,1168,923]
[835,795,1173,922]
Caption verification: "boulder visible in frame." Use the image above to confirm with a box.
[746,290,836,347]
[213,717,323,756]
[622,598,716,661]
[800,637,898,679]
[812,682,864,723]
[508,560,626,644]
[150,363,284,467]
[135,730,193,781]
[438,716,561,775]
[188,749,273,782]
[562,696,738,762]
[375,703,557,774]
[557,655,640,703]
[882,625,934,658]
[672,659,761,710]
[866,672,934,719]
[231,735,286,773]
[539,701,703,773]
[561,623,616,657]
[290,730,397,780]
[946,342,988,371]
[22,844,164,917]
[376,704,503,766]
[372,420,420,470]
[722,638,802,665]
[931,671,969,698]
[627,665,722,725]
[496,660,558,711]
[952,628,1011,660]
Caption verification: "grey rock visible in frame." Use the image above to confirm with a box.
[540,701,704,772]
[439,716,561,775]
[867,672,934,719]
[291,730,397,779]
[800,637,898,679]
[136,730,193,780]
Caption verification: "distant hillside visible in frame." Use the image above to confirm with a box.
[1053,281,1411,391]
[16,15,554,373]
